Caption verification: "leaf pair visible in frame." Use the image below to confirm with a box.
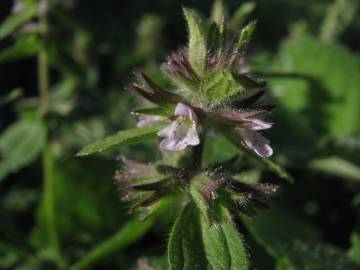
[168,204,248,270]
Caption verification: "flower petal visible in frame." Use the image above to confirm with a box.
[182,123,200,146]
[157,120,179,137]
[174,103,197,121]
[243,118,272,130]
[137,116,163,128]
[239,128,273,157]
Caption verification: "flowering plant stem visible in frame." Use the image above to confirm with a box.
[37,1,65,268]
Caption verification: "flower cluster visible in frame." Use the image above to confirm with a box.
[114,8,282,221]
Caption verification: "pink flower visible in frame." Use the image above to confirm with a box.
[157,103,200,151]
[238,127,273,157]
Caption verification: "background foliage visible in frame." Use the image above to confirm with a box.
[0,0,360,269]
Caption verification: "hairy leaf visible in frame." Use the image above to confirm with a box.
[77,124,166,156]
[234,21,256,52]
[200,209,249,270]
[167,205,207,270]
[183,8,207,76]
[200,69,245,103]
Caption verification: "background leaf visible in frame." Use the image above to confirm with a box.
[70,218,154,270]
[0,5,38,39]
[0,119,46,182]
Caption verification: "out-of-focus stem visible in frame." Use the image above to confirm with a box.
[37,0,65,268]
[38,2,49,114]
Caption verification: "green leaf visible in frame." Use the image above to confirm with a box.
[77,123,166,156]
[200,69,245,103]
[0,120,46,182]
[200,208,249,270]
[167,204,207,270]
[234,21,256,52]
[243,209,357,269]
[183,8,207,76]
[211,0,227,24]
[0,35,40,63]
[70,218,154,270]
[349,232,360,265]
[231,2,256,28]
[0,88,23,107]
[271,35,360,138]
[309,156,360,182]
[320,0,359,42]
[189,175,212,223]
[208,22,225,54]
[242,209,321,259]
[0,5,38,39]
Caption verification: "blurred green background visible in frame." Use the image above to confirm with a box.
[1,0,360,269]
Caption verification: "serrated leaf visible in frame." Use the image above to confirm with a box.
[309,156,360,182]
[0,5,38,39]
[201,69,245,103]
[0,120,46,182]
[77,124,166,156]
[200,207,248,270]
[0,35,40,63]
[235,21,256,52]
[167,205,207,270]
[231,2,256,28]
[183,8,207,76]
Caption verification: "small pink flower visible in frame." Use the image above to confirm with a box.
[238,127,273,157]
[157,103,200,151]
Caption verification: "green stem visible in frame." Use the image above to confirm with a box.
[42,143,64,268]
[38,1,49,114]
[37,1,65,268]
